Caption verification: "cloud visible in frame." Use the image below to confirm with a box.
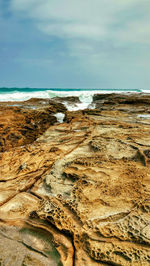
[10,1,150,46]
[9,0,150,88]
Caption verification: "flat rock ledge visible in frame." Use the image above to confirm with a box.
[0,94,150,265]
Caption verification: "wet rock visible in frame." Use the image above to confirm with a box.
[53,96,81,104]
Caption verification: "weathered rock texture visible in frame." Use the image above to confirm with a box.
[0,93,150,265]
[0,98,66,152]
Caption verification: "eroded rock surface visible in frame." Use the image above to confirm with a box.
[0,98,66,152]
[0,94,150,265]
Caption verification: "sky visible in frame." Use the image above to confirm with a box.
[0,0,150,88]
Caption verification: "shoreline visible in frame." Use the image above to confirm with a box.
[0,88,145,103]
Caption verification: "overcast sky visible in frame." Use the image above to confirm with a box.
[0,0,150,88]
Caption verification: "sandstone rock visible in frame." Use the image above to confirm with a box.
[0,94,150,265]
[0,98,67,152]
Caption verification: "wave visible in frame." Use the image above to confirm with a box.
[0,90,50,102]
[0,88,143,101]
[0,89,99,110]
[0,88,146,110]
[141,89,150,93]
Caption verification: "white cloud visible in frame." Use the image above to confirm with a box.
[11,0,150,44]
[10,0,150,87]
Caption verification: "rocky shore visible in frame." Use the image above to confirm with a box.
[0,93,150,265]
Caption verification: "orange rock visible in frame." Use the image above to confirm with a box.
[0,95,150,265]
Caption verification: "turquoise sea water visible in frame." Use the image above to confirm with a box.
[0,87,143,94]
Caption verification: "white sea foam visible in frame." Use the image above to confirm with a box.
[0,89,140,102]
[141,89,150,93]
[0,91,50,102]
[0,88,146,111]
[54,113,65,123]
[64,94,93,111]
[0,89,100,111]
[137,114,150,119]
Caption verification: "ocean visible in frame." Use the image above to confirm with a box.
[0,88,149,111]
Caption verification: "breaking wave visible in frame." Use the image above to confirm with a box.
[0,88,144,110]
